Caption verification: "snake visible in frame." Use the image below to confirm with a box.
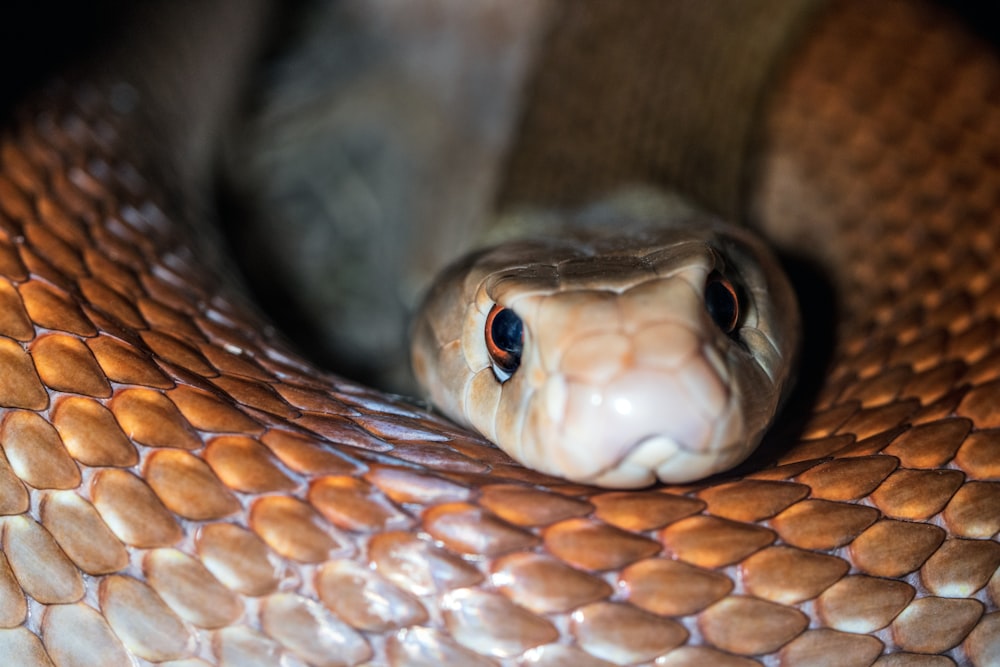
[0,0,997,665]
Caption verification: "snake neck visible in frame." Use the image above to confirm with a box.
[496,0,825,219]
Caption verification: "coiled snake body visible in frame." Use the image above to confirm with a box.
[0,1,997,665]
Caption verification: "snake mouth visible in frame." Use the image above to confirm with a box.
[586,434,681,488]
[587,428,750,488]
[582,436,680,488]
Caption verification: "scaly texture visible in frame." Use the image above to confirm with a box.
[0,2,996,667]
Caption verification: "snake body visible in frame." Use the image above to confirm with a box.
[0,1,997,666]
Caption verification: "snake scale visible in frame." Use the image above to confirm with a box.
[0,0,997,665]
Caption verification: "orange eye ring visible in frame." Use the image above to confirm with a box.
[485,303,523,379]
[705,272,740,335]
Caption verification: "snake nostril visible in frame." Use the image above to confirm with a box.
[705,271,741,335]
[485,303,523,381]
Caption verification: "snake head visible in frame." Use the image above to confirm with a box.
[412,212,799,489]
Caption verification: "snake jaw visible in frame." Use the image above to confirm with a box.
[591,432,748,488]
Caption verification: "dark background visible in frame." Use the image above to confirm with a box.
[2,1,997,113]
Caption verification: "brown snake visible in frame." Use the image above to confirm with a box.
[0,1,998,665]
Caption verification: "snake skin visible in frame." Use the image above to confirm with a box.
[0,1,996,666]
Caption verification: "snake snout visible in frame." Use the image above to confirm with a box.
[525,343,747,488]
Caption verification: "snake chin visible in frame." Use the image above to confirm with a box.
[591,434,748,488]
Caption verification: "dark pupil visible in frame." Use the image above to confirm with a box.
[492,309,524,358]
[706,280,737,333]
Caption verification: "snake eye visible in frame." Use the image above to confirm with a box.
[485,304,523,381]
[705,272,740,335]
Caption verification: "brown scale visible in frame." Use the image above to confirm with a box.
[0,2,995,667]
